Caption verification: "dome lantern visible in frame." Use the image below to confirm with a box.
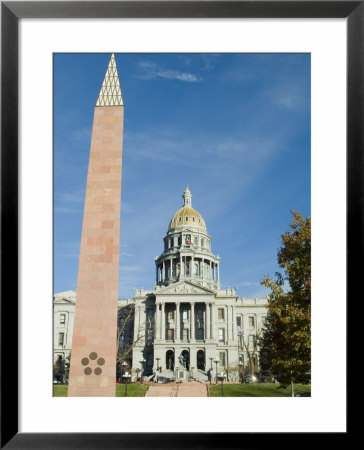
[182,185,192,207]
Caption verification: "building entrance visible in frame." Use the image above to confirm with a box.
[166,350,174,370]
[181,350,190,370]
[197,350,205,371]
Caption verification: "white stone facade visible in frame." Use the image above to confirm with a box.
[53,291,76,366]
[132,187,267,381]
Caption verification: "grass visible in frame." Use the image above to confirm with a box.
[208,383,311,397]
[116,383,150,397]
[53,383,150,397]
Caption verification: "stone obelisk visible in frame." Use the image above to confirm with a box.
[68,54,124,396]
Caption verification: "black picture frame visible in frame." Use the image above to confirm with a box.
[1,1,356,448]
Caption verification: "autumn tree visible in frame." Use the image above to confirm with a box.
[239,329,264,379]
[116,302,154,381]
[260,211,311,392]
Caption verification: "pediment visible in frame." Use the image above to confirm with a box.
[158,281,215,295]
[53,290,76,304]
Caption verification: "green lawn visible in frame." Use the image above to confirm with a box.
[208,383,311,397]
[53,383,149,397]
[116,383,149,397]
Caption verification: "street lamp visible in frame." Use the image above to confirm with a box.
[238,361,244,383]
[213,357,219,385]
[121,361,127,383]
[219,372,225,397]
[123,371,131,396]
[209,357,214,385]
[139,358,146,384]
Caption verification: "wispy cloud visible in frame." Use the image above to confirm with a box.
[200,54,220,71]
[58,191,85,203]
[136,61,202,82]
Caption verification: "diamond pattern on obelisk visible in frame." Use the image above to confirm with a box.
[67,53,124,396]
[96,53,123,107]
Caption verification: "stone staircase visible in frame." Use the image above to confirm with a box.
[190,369,208,383]
[156,369,175,382]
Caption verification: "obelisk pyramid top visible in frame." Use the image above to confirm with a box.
[96,53,124,107]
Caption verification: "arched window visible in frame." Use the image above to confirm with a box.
[201,238,205,248]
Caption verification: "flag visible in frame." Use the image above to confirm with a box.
[238,331,244,336]
[186,238,193,245]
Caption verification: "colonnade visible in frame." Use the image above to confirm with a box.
[156,256,220,285]
[154,302,216,342]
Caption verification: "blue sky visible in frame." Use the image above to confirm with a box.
[54,53,310,299]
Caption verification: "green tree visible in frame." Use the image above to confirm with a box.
[260,211,311,392]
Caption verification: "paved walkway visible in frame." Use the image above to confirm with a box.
[145,382,208,397]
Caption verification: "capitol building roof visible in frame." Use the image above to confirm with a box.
[168,186,207,231]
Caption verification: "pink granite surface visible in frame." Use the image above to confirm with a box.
[68,106,124,397]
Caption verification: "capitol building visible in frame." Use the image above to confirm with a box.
[54,186,267,382]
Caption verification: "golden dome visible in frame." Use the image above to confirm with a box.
[168,186,206,230]
[169,206,206,230]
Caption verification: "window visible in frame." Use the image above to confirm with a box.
[183,329,189,340]
[194,236,198,246]
[219,352,226,367]
[248,335,256,350]
[248,316,255,327]
[60,313,66,325]
[182,309,189,320]
[196,328,204,340]
[169,239,173,248]
[192,216,195,222]
[218,328,225,343]
[185,216,189,221]
[218,308,224,320]
[58,333,64,347]
[261,315,266,327]
[179,216,182,222]
[167,329,174,340]
[236,316,241,327]
[168,310,174,320]
[201,238,205,247]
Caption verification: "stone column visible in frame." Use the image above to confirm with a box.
[231,305,235,341]
[170,258,173,278]
[155,302,161,341]
[155,264,158,284]
[180,255,183,277]
[210,304,215,340]
[205,303,210,339]
[162,261,165,282]
[175,303,180,341]
[161,303,165,340]
[217,264,220,283]
[190,302,195,340]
